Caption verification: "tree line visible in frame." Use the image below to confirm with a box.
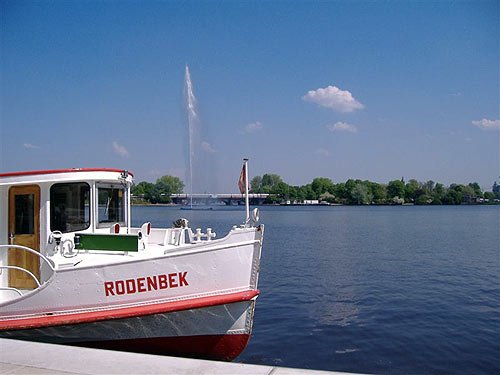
[250,174,500,205]
[130,173,499,205]
[131,176,184,204]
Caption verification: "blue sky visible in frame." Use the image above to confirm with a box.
[1,0,499,192]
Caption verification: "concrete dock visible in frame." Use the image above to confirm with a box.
[0,338,349,374]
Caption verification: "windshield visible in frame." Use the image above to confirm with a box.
[50,182,90,233]
[97,185,126,227]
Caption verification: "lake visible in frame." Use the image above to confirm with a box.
[132,205,500,374]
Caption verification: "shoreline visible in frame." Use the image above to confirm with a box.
[131,202,500,207]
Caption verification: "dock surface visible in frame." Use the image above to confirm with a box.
[0,338,349,374]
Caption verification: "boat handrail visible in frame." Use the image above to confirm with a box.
[0,245,55,300]
[0,266,42,287]
[0,244,56,273]
[0,287,23,296]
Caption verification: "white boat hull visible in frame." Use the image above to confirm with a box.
[0,226,263,360]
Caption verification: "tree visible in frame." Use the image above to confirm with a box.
[484,191,495,201]
[443,189,462,205]
[311,177,334,197]
[344,179,362,204]
[405,179,420,202]
[260,174,284,194]
[333,182,348,204]
[388,179,405,199]
[250,174,290,201]
[424,180,435,194]
[416,194,432,205]
[132,176,184,204]
[431,183,445,204]
[250,176,263,192]
[450,183,464,192]
[461,185,476,203]
[131,181,159,203]
[319,192,336,203]
[275,181,290,199]
[351,183,372,205]
[433,183,445,195]
[289,185,305,202]
[300,184,316,200]
[143,184,161,204]
[156,176,184,195]
[369,182,387,204]
[468,182,482,197]
[132,181,153,196]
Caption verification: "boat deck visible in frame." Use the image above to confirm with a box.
[0,338,349,375]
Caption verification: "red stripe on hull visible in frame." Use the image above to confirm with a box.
[72,334,251,361]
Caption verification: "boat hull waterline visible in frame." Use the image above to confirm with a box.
[0,293,257,361]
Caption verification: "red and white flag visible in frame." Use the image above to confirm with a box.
[238,163,247,194]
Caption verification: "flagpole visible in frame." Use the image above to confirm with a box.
[244,158,250,225]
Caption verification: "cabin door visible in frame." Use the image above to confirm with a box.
[8,185,41,289]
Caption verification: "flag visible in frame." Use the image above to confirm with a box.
[238,163,247,194]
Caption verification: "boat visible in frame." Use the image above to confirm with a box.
[0,166,264,361]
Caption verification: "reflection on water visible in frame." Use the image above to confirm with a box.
[316,300,359,327]
[335,348,359,354]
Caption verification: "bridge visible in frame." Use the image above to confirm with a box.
[170,193,269,206]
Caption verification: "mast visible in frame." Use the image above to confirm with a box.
[238,158,250,225]
[244,159,250,224]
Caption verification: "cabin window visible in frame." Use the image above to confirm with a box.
[15,194,35,234]
[50,183,91,233]
[97,185,125,227]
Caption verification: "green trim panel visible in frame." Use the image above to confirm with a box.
[75,233,139,252]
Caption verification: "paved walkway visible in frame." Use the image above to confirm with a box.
[0,339,350,374]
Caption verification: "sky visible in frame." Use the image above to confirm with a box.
[1,0,499,192]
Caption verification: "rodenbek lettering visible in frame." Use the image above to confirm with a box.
[104,271,189,296]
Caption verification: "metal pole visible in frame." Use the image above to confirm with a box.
[244,158,250,225]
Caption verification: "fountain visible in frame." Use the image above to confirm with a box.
[184,65,198,207]
[183,65,217,208]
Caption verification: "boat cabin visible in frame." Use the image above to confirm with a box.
[0,168,197,301]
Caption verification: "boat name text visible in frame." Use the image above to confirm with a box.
[104,272,189,296]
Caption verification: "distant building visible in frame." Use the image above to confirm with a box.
[304,200,320,205]
[493,180,500,194]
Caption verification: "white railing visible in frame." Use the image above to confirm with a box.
[0,244,56,299]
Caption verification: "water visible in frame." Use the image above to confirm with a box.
[132,205,500,374]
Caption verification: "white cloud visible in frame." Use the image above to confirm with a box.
[201,141,216,153]
[244,121,263,133]
[302,85,364,113]
[327,122,358,133]
[471,119,500,130]
[112,141,130,157]
[316,148,330,157]
[23,143,39,149]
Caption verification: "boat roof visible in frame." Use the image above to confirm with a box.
[0,168,134,186]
